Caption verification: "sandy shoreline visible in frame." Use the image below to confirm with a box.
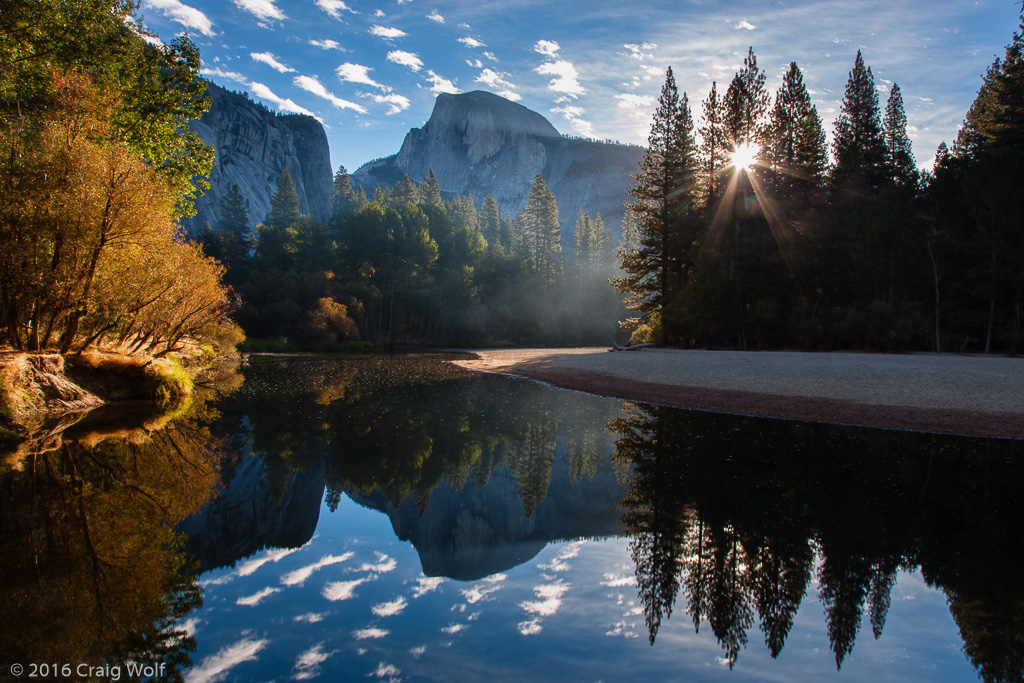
[455,348,1024,438]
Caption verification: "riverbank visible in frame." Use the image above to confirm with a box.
[455,348,1024,438]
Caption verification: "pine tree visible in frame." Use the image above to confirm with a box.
[420,167,443,206]
[700,81,730,208]
[451,193,479,232]
[882,84,918,188]
[573,209,593,284]
[267,168,302,228]
[480,195,501,246]
[219,184,253,249]
[831,51,887,189]
[372,184,387,204]
[592,212,611,268]
[613,67,700,343]
[392,174,418,206]
[330,165,357,228]
[765,63,819,179]
[521,173,562,285]
[794,105,829,184]
[724,47,769,149]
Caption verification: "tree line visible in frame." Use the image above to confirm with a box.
[202,166,624,346]
[617,14,1024,353]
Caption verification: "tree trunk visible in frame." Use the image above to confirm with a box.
[926,240,941,353]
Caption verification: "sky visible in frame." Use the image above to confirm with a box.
[135,0,1023,175]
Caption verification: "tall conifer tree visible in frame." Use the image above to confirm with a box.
[521,173,562,285]
[267,168,302,228]
[480,195,501,246]
[724,48,769,149]
[420,167,443,206]
[882,84,918,188]
[614,67,700,343]
[831,51,887,189]
[700,82,730,208]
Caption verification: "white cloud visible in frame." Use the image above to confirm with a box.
[250,51,295,73]
[600,572,638,587]
[233,0,285,23]
[441,623,467,634]
[534,40,560,57]
[458,36,485,48]
[353,627,390,640]
[426,70,458,94]
[482,51,497,62]
[200,66,247,83]
[293,613,328,624]
[186,637,268,683]
[409,646,426,657]
[734,19,757,30]
[237,548,299,577]
[372,596,409,617]
[520,582,570,617]
[141,0,215,36]
[370,93,411,115]
[316,0,355,19]
[412,576,445,598]
[248,81,320,119]
[517,619,542,636]
[460,578,505,604]
[388,50,423,71]
[309,38,344,50]
[623,42,657,61]
[616,93,657,117]
[292,643,335,682]
[372,663,400,679]
[359,552,398,573]
[536,60,585,98]
[555,107,593,136]
[336,63,388,90]
[466,59,483,68]
[322,578,369,601]
[427,9,444,23]
[236,586,281,606]
[476,69,519,101]
[280,552,355,586]
[370,25,407,39]
[374,9,385,17]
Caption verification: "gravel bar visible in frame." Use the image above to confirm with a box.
[455,348,1024,438]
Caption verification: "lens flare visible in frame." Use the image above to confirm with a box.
[730,142,760,171]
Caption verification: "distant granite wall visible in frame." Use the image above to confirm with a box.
[181,82,333,235]
[352,91,644,240]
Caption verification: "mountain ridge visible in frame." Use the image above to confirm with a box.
[352,90,644,238]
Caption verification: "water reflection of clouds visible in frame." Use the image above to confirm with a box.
[184,635,269,683]
[322,577,372,601]
[460,572,507,605]
[291,642,336,681]
[353,627,390,640]
[281,552,354,586]
[236,586,281,606]
[236,547,299,577]
[411,575,445,597]
[359,551,398,574]
[538,542,584,574]
[371,595,409,617]
[293,612,328,623]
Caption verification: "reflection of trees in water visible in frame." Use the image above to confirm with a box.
[0,409,221,678]
[611,402,1024,680]
[231,357,621,519]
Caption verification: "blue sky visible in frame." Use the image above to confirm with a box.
[136,0,1022,175]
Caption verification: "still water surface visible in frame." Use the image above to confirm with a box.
[2,354,1021,682]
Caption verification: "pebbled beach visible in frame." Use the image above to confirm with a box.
[455,348,1024,438]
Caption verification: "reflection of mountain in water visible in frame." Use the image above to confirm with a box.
[351,438,625,581]
[180,448,324,573]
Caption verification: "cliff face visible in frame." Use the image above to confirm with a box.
[179,450,325,573]
[349,448,626,581]
[352,91,643,239]
[181,82,333,234]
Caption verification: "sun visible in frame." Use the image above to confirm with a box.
[730,142,760,171]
